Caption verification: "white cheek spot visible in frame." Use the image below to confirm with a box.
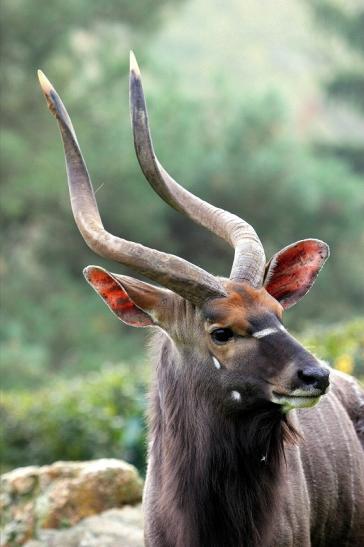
[279,324,287,333]
[252,327,279,339]
[212,356,221,369]
[231,390,241,402]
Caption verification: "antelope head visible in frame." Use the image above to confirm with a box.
[38,52,330,415]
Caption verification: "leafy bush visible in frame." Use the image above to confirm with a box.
[0,364,149,474]
[300,318,364,382]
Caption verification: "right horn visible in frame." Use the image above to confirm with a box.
[129,51,266,287]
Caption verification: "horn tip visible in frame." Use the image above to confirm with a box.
[129,50,140,76]
[37,69,54,96]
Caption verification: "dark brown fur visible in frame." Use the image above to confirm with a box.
[143,332,364,547]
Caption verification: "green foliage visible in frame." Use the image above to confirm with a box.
[305,1,364,174]
[327,71,364,113]
[300,318,364,381]
[0,0,183,391]
[307,1,364,57]
[322,0,364,114]
[315,142,364,174]
[0,365,149,473]
[0,0,184,227]
[0,264,146,390]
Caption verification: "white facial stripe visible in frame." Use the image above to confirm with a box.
[231,390,241,402]
[212,356,221,369]
[252,327,279,339]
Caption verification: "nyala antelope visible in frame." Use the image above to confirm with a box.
[38,53,364,547]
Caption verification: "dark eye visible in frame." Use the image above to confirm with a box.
[211,328,234,345]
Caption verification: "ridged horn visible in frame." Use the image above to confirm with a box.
[37,69,226,306]
[129,51,266,287]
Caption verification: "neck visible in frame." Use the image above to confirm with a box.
[145,336,298,547]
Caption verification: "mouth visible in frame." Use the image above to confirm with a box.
[272,390,324,412]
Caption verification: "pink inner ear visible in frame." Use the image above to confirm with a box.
[86,268,154,327]
[264,239,329,309]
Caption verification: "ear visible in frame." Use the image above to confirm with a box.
[264,239,329,310]
[83,266,172,327]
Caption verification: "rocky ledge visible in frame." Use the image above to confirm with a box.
[1,459,144,547]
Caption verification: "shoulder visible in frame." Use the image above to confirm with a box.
[327,368,364,450]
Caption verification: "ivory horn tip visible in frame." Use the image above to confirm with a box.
[37,69,54,96]
[129,50,141,77]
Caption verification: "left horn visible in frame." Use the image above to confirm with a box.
[129,51,266,287]
[37,70,226,306]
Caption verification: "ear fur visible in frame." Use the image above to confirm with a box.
[83,266,171,327]
[264,239,329,310]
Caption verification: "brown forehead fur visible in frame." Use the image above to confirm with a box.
[203,280,283,333]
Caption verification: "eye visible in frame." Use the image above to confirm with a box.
[211,328,234,345]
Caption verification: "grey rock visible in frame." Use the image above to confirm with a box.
[24,505,144,547]
[1,460,143,547]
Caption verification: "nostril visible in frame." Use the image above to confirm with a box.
[298,367,330,391]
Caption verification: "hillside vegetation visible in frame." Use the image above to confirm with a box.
[1,0,363,470]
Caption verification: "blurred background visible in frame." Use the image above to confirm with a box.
[1,0,363,475]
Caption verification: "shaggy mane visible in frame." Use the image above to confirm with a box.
[147,332,300,547]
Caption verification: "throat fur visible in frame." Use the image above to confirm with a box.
[149,364,299,547]
[183,408,298,547]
